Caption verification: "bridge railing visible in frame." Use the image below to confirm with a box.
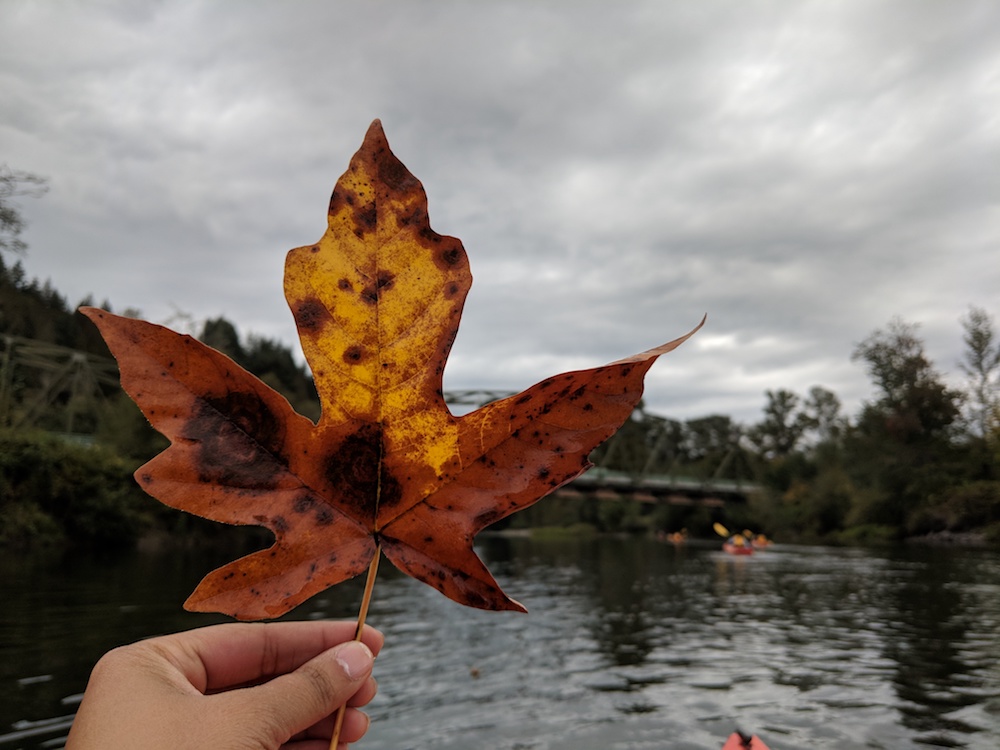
[0,334,119,431]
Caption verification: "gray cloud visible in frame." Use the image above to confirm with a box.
[2,0,997,424]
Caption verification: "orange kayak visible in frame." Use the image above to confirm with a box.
[721,732,770,750]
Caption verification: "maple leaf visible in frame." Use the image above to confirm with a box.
[82,120,701,621]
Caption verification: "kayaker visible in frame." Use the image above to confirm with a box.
[65,620,383,749]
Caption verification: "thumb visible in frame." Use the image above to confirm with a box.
[228,640,375,744]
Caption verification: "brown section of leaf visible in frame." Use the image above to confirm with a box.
[81,119,702,620]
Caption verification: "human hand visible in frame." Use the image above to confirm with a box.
[66,620,383,750]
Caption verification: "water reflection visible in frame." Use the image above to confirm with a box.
[2,539,999,749]
[885,549,999,745]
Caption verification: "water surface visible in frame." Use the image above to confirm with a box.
[2,537,999,749]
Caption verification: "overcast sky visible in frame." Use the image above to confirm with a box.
[2,0,998,424]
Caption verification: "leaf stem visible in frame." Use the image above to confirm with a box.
[329,545,381,750]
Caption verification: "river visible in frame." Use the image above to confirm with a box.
[2,536,999,749]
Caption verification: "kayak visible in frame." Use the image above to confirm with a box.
[722,542,753,555]
[721,732,770,750]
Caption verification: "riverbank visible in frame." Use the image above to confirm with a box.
[4,428,999,552]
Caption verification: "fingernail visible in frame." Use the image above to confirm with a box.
[335,641,374,680]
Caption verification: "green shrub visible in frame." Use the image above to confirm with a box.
[834,523,899,545]
[930,481,1000,531]
[0,430,148,549]
[0,500,64,547]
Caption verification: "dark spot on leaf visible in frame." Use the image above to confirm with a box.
[378,470,404,515]
[273,515,289,533]
[357,204,376,230]
[378,153,415,190]
[322,424,400,524]
[338,278,352,291]
[583,403,593,411]
[187,391,286,489]
[398,206,424,226]
[315,506,334,526]
[516,394,532,405]
[295,297,330,332]
[360,271,395,304]
[343,345,365,363]
[293,496,316,514]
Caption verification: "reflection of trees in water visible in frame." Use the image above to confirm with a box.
[476,536,1000,747]
[589,538,654,666]
[476,535,658,666]
[885,550,995,742]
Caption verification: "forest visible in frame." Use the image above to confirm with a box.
[3,250,998,550]
[2,167,999,549]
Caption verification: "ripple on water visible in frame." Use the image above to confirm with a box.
[4,540,1000,749]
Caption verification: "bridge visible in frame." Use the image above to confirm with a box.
[1,337,758,505]
[559,468,755,507]
[0,334,119,432]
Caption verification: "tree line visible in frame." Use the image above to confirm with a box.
[1,167,998,547]
[588,310,1000,543]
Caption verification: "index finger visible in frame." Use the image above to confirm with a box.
[150,621,384,693]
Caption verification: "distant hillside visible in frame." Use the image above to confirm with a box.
[1,256,320,438]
